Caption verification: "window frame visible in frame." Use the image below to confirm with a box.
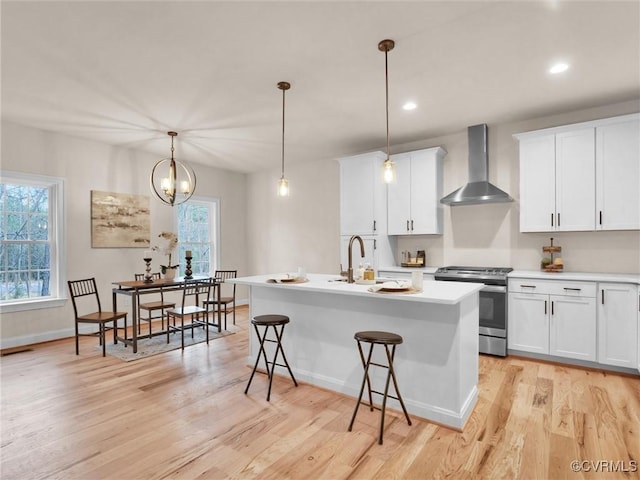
[0,171,66,313]
[175,196,220,277]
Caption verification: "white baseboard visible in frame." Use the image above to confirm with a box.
[1,328,74,350]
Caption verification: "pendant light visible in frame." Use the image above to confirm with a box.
[379,39,396,184]
[276,81,291,197]
[150,131,196,206]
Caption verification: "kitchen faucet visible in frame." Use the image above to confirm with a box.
[347,235,365,283]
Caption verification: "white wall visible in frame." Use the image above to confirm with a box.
[0,121,248,348]
[246,157,341,276]
[247,100,640,278]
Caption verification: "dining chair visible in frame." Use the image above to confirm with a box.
[203,270,237,329]
[166,278,216,349]
[68,278,128,357]
[134,273,176,338]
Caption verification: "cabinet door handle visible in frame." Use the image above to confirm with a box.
[544,300,547,315]
[411,220,414,231]
[601,289,605,305]
[557,213,561,227]
[551,213,554,227]
[599,211,603,226]
[406,220,410,231]
[564,287,581,292]
[551,300,554,315]
[374,239,377,250]
[373,220,377,232]
[520,284,537,289]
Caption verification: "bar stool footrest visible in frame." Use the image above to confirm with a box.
[369,390,402,401]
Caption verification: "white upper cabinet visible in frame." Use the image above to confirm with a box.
[518,134,557,232]
[515,113,639,233]
[596,118,640,230]
[387,147,446,235]
[338,151,387,236]
[517,128,595,232]
[554,128,596,231]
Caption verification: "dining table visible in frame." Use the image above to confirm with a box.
[112,275,222,353]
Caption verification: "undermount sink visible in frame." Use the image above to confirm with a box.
[328,278,384,284]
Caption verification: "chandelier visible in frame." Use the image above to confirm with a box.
[150,131,196,206]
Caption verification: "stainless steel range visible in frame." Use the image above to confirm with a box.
[435,266,513,356]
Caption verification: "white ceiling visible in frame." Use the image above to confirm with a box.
[2,1,639,173]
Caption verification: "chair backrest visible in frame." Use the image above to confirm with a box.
[134,273,162,281]
[179,278,213,310]
[214,270,237,297]
[134,273,165,301]
[68,278,101,318]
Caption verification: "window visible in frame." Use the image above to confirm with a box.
[0,172,65,312]
[176,198,219,276]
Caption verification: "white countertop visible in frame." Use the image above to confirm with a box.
[231,273,482,305]
[509,270,640,285]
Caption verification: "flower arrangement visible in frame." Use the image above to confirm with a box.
[153,231,179,273]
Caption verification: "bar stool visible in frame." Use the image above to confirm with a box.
[244,314,298,401]
[348,330,412,445]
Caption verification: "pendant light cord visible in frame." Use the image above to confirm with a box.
[281,85,286,178]
[385,48,390,160]
[277,81,290,179]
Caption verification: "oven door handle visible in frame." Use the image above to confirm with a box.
[481,285,507,293]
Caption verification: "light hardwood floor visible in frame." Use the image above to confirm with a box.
[1,306,639,479]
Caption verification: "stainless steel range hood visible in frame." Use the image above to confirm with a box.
[440,124,513,206]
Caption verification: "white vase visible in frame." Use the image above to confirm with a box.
[164,267,177,280]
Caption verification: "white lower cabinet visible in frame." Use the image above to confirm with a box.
[509,279,597,361]
[597,283,639,368]
[508,292,549,354]
[549,295,596,361]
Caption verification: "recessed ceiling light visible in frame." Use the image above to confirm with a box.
[403,101,417,111]
[549,62,569,74]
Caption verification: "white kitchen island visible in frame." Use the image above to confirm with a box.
[231,273,482,430]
